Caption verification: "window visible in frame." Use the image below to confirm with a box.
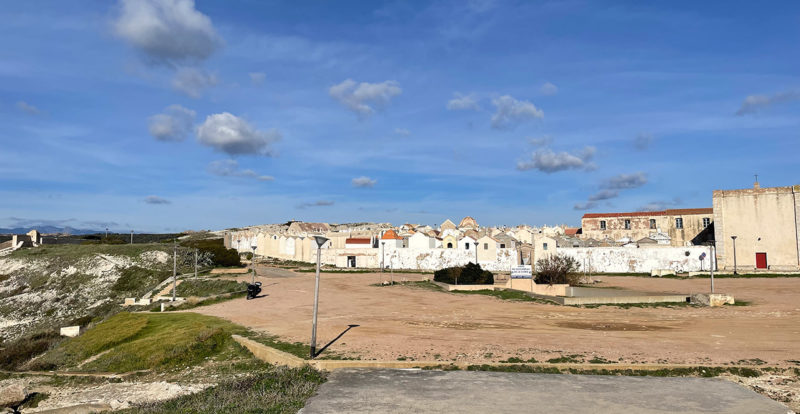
[500,243,506,248]
[676,218,684,229]
[483,243,488,250]
[624,219,631,230]
[543,242,548,251]
[649,219,656,229]
[447,242,453,248]
[465,243,470,250]
[600,220,606,230]
[703,217,710,228]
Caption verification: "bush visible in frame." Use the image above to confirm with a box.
[434,262,494,285]
[181,238,242,267]
[0,331,62,370]
[535,254,582,285]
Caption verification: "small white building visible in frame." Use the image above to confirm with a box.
[408,232,436,249]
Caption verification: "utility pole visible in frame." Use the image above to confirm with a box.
[130,230,133,244]
[381,242,385,274]
[251,245,257,284]
[473,241,478,265]
[709,241,715,293]
[731,236,738,275]
[194,248,198,278]
[172,240,177,302]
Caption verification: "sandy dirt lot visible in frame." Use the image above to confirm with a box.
[197,268,800,367]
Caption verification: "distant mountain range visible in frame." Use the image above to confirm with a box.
[0,226,104,235]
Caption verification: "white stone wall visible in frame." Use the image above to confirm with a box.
[558,246,713,273]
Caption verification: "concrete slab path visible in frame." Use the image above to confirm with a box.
[300,369,791,414]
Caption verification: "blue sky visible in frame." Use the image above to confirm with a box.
[1,0,798,232]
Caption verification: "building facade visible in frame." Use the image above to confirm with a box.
[580,208,713,247]
[713,183,800,271]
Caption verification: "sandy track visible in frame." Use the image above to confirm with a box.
[194,268,800,366]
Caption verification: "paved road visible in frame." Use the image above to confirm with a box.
[300,369,791,414]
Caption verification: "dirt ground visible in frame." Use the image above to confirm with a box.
[197,268,800,367]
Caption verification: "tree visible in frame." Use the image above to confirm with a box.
[434,262,494,285]
[535,254,581,285]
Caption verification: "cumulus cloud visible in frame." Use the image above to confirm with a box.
[736,91,800,115]
[207,159,274,181]
[172,67,218,98]
[539,82,558,96]
[249,72,266,84]
[633,132,654,150]
[113,0,221,65]
[446,93,480,111]
[16,101,40,115]
[351,176,377,188]
[574,172,649,210]
[148,104,195,141]
[296,200,335,209]
[329,79,402,117]
[517,146,595,173]
[196,112,281,156]
[491,95,544,129]
[394,128,410,136]
[144,195,171,205]
[603,172,648,190]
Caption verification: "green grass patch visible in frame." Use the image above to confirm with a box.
[501,357,538,363]
[151,292,248,312]
[176,279,248,297]
[33,312,248,372]
[579,301,696,309]
[121,365,326,414]
[244,333,312,360]
[546,354,583,363]
[112,266,172,297]
[451,289,537,302]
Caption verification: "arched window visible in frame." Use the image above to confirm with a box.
[447,242,453,248]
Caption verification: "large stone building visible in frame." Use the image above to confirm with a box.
[713,183,800,271]
[581,208,714,247]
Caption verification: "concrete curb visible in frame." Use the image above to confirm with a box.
[231,335,308,368]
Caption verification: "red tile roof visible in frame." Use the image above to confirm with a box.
[345,238,371,244]
[380,230,403,240]
[565,228,580,236]
[582,208,711,219]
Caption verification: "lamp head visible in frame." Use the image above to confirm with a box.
[314,235,329,248]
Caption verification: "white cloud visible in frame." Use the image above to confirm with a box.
[329,79,402,117]
[148,104,195,141]
[394,128,411,136]
[297,200,335,209]
[172,67,218,98]
[573,201,598,210]
[196,113,281,156]
[517,146,595,173]
[113,0,221,65]
[638,197,681,212]
[249,72,266,84]
[491,95,543,129]
[144,195,171,204]
[603,172,648,190]
[446,93,480,111]
[736,91,800,115]
[539,82,558,96]
[207,159,274,181]
[528,135,552,147]
[352,176,377,188]
[633,132,654,150]
[16,101,40,115]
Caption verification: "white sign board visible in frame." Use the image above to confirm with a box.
[510,265,532,279]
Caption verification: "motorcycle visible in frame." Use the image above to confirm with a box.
[246,281,262,300]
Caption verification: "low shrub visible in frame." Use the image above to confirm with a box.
[0,331,62,370]
[535,254,582,285]
[181,239,242,267]
[434,262,494,285]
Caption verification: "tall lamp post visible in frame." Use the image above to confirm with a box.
[310,235,329,359]
[251,243,257,284]
[731,236,738,275]
[473,241,478,264]
[381,241,386,273]
[130,230,134,244]
[709,240,716,293]
[172,240,177,302]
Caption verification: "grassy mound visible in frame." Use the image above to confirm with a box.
[122,365,326,414]
[176,279,248,297]
[33,312,247,372]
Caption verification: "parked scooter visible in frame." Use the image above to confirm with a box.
[246,281,262,300]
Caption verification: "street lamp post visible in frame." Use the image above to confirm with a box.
[251,244,257,284]
[473,242,478,265]
[709,241,715,293]
[194,248,198,279]
[130,230,133,244]
[731,236,738,275]
[381,241,385,273]
[310,235,329,359]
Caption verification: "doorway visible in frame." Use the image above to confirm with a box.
[755,252,767,269]
[347,256,356,268]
